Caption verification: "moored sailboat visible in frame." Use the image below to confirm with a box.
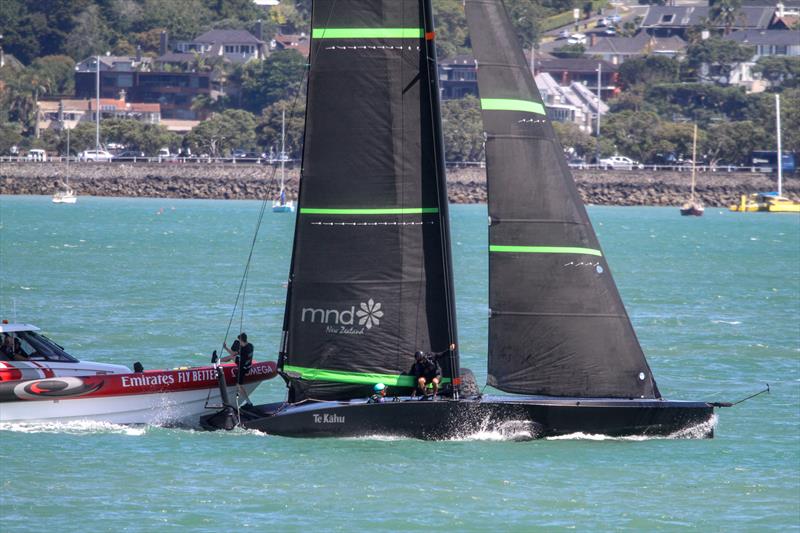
[680,124,704,216]
[272,110,295,213]
[202,0,725,439]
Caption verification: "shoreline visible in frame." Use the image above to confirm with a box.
[1,162,797,206]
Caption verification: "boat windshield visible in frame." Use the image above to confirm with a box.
[11,331,78,362]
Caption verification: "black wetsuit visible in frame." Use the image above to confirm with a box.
[412,354,442,382]
[236,343,254,385]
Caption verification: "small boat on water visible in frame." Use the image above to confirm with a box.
[53,129,78,204]
[730,192,800,213]
[0,322,277,426]
[730,95,799,214]
[52,186,77,204]
[272,109,295,213]
[680,124,704,217]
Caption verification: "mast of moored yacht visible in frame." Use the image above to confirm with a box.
[691,123,697,202]
[776,93,782,197]
[280,108,286,198]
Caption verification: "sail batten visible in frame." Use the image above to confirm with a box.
[466,0,660,399]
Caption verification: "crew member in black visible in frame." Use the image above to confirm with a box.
[222,332,254,408]
[412,343,455,399]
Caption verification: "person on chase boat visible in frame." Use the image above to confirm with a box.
[222,332,254,408]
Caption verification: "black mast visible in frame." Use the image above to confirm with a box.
[465,0,660,399]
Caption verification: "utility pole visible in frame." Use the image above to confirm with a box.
[96,55,100,152]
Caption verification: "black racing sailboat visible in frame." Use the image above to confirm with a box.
[202,0,724,438]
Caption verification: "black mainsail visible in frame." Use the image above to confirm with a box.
[465,0,660,399]
[279,0,460,401]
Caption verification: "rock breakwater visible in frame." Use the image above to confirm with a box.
[1,162,796,207]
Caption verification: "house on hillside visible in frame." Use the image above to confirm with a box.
[640,5,776,37]
[75,66,211,120]
[270,33,310,57]
[535,72,609,133]
[725,29,800,58]
[75,54,152,73]
[439,55,478,99]
[36,96,161,132]
[166,27,268,65]
[584,32,688,65]
[535,58,619,100]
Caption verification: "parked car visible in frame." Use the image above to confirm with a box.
[26,149,47,162]
[567,33,587,45]
[112,150,146,161]
[232,149,264,160]
[599,155,643,170]
[602,27,617,36]
[557,29,571,40]
[79,149,113,162]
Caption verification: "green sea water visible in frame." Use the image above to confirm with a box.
[1,196,798,531]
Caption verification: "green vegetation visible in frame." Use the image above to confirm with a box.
[0,0,797,165]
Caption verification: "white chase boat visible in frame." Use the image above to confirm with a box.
[0,323,276,426]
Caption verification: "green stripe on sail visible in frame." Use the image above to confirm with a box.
[312,28,424,39]
[283,365,451,387]
[490,245,602,256]
[301,207,439,215]
[480,98,546,115]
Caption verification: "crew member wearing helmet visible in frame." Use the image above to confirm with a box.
[412,344,456,399]
[368,382,387,403]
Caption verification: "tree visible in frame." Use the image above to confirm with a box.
[433,0,469,59]
[31,56,76,96]
[618,55,680,88]
[256,99,306,160]
[441,95,485,162]
[185,109,257,156]
[709,0,743,35]
[505,0,547,59]
[685,37,754,84]
[64,4,115,60]
[552,43,585,58]
[141,0,215,42]
[601,109,662,161]
[552,122,596,158]
[99,118,179,155]
[753,57,800,89]
[0,122,24,155]
[236,50,306,114]
[702,120,768,165]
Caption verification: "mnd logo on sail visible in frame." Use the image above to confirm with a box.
[300,298,384,335]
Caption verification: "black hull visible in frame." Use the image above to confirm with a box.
[202,395,716,440]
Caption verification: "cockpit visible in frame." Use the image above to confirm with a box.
[0,330,78,362]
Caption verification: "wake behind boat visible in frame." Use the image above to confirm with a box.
[0,322,277,426]
[202,0,729,439]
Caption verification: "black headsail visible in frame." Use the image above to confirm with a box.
[279,0,459,401]
[465,0,660,399]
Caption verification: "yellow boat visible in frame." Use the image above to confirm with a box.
[730,192,800,213]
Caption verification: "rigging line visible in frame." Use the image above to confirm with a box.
[221,9,320,351]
